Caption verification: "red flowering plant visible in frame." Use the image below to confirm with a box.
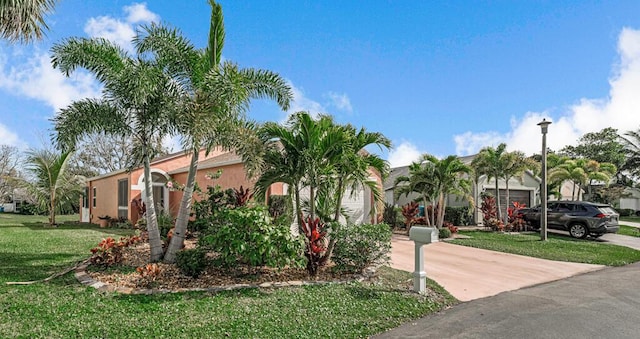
[89,235,142,267]
[401,202,419,230]
[300,216,327,276]
[507,202,527,232]
[136,263,163,287]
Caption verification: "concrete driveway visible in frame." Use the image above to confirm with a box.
[390,234,604,301]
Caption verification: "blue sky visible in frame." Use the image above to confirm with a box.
[2,1,640,167]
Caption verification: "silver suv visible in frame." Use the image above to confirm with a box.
[518,201,619,239]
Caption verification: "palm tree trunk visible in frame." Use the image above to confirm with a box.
[323,179,345,266]
[439,193,447,229]
[143,154,163,262]
[494,176,502,221]
[423,197,431,227]
[164,148,199,263]
[333,178,344,222]
[294,183,303,231]
[572,182,576,201]
[309,185,316,221]
[49,192,55,226]
[504,178,510,225]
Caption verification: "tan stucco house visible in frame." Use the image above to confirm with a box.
[81,148,383,225]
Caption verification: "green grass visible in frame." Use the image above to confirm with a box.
[450,230,640,267]
[621,216,640,223]
[618,225,640,237]
[0,213,455,338]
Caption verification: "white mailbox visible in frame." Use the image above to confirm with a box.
[409,226,438,244]
[408,226,437,294]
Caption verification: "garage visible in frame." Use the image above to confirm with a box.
[485,189,532,208]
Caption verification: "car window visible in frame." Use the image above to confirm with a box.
[574,205,588,212]
[598,207,617,215]
[556,203,571,212]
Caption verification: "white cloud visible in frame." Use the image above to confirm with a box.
[280,81,326,122]
[454,27,640,156]
[0,123,20,147]
[325,91,353,113]
[0,53,101,112]
[84,2,159,53]
[124,3,160,23]
[388,141,422,167]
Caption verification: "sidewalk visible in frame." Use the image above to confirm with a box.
[390,234,604,302]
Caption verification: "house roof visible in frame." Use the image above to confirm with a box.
[167,152,242,175]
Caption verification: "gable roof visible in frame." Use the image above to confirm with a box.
[167,152,242,175]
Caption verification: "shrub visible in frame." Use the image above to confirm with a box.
[438,227,452,239]
[157,212,175,238]
[90,235,142,267]
[331,223,392,274]
[382,202,399,228]
[480,194,498,226]
[617,208,635,217]
[268,195,293,225]
[199,205,304,269]
[175,248,207,278]
[136,263,163,287]
[401,202,419,228]
[444,206,472,226]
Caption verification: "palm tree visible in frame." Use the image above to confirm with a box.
[423,154,472,228]
[255,112,344,229]
[136,1,292,263]
[0,0,56,43]
[501,151,538,223]
[620,129,640,182]
[548,158,614,201]
[471,143,508,220]
[21,149,82,226]
[51,33,182,262]
[394,162,438,227]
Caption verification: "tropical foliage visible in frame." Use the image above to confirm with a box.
[20,149,82,226]
[136,0,292,263]
[0,0,56,43]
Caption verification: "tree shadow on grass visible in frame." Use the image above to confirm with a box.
[0,251,86,283]
[22,223,134,236]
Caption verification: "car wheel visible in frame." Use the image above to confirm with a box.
[569,224,588,239]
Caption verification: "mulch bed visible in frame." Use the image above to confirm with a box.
[87,241,360,290]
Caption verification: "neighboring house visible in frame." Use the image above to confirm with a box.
[384,154,541,225]
[617,187,640,211]
[81,148,382,225]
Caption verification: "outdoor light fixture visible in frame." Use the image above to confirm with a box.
[537,118,552,241]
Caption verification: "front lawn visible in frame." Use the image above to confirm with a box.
[450,230,640,266]
[618,225,640,237]
[620,216,640,223]
[0,213,455,338]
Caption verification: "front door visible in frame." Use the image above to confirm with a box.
[81,187,90,223]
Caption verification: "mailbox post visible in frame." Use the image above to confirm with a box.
[409,226,437,293]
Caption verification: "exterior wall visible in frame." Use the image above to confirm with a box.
[87,171,129,224]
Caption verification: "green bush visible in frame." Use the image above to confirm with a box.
[382,203,400,228]
[199,205,304,269]
[157,212,174,238]
[438,227,452,239]
[175,248,207,278]
[268,195,293,226]
[444,206,472,226]
[332,223,392,274]
[617,208,635,217]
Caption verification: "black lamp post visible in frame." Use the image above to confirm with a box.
[537,118,551,241]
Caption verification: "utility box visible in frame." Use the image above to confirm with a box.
[409,226,438,244]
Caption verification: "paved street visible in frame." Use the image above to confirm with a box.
[375,262,640,338]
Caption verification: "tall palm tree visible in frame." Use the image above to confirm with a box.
[51,34,182,262]
[0,0,56,43]
[501,151,538,223]
[471,143,508,220]
[136,1,292,263]
[21,149,82,226]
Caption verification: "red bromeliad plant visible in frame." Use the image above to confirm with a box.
[301,216,327,276]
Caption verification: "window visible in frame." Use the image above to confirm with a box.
[117,179,129,219]
[92,187,97,208]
